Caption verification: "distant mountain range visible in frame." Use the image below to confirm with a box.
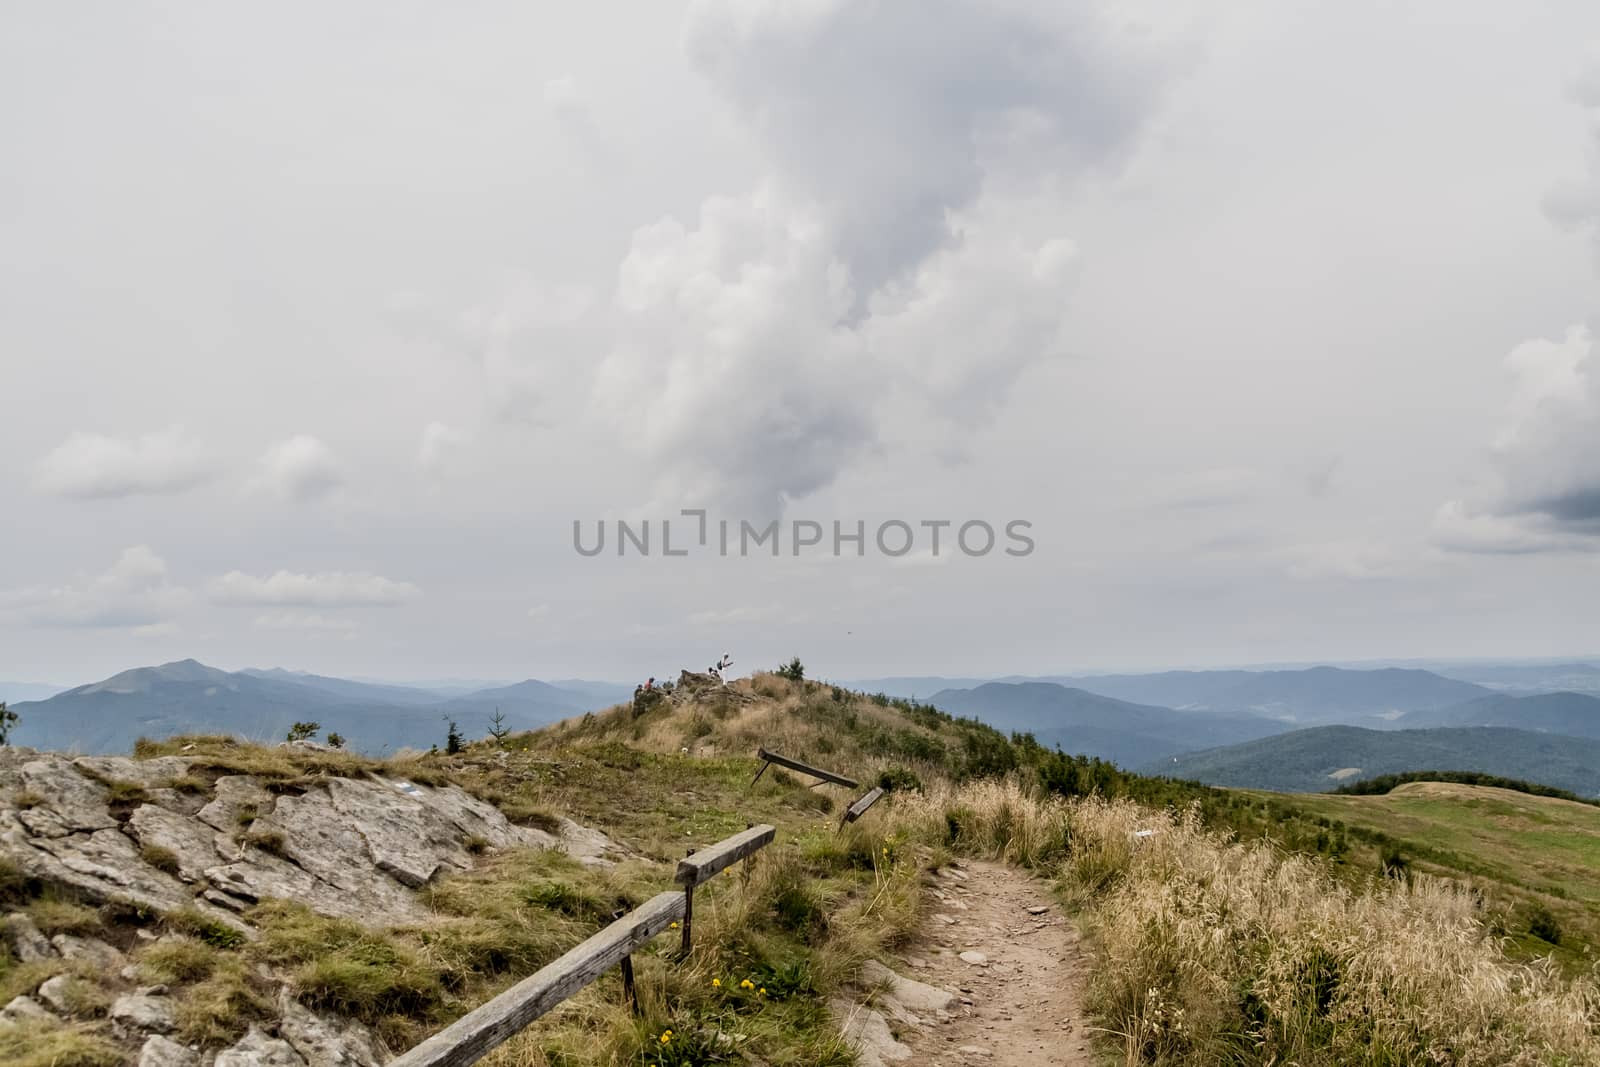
[928,682,1290,768]
[6,660,631,755]
[853,666,1496,723]
[1428,662,1600,695]
[909,671,1600,797]
[1394,691,1600,738]
[1147,725,1600,797]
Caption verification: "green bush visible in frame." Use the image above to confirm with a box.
[1527,903,1563,945]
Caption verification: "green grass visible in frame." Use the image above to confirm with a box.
[1256,781,1600,966]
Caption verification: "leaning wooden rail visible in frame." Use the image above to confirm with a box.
[675,823,775,954]
[390,823,778,1067]
[750,747,858,789]
[838,786,884,829]
[389,891,685,1067]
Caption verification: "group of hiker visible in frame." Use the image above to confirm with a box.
[635,652,733,697]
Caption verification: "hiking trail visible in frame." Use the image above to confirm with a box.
[835,858,1101,1066]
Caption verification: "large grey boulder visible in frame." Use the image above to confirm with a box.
[52,933,125,969]
[0,994,58,1023]
[196,776,273,834]
[215,1026,311,1067]
[4,911,55,961]
[110,992,178,1033]
[128,803,233,883]
[138,1034,202,1067]
[860,959,956,1022]
[278,990,385,1066]
[36,974,80,1014]
[73,756,194,789]
[18,757,118,836]
[831,997,913,1067]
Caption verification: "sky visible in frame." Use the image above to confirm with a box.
[3,0,1600,686]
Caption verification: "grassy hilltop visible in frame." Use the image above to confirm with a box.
[1,669,1598,1066]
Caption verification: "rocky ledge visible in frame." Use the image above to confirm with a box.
[0,744,622,1064]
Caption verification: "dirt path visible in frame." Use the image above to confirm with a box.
[891,859,1101,1066]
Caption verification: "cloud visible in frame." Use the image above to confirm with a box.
[462,281,601,427]
[544,77,611,164]
[599,186,879,515]
[469,1,1180,516]
[1570,50,1600,107]
[1281,540,1429,582]
[1438,325,1600,550]
[1543,64,1600,252]
[255,435,344,501]
[1159,467,1262,510]
[253,611,360,636]
[683,0,1174,298]
[0,546,189,628]
[418,421,466,477]
[1431,500,1596,555]
[1444,70,1600,554]
[32,426,216,499]
[210,570,421,607]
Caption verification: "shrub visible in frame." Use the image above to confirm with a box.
[164,907,247,950]
[27,898,104,936]
[286,721,321,743]
[140,844,181,875]
[1528,903,1563,945]
[241,828,289,858]
[138,936,221,983]
[776,657,806,682]
[878,766,924,793]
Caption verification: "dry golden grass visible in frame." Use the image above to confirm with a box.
[889,779,1600,1066]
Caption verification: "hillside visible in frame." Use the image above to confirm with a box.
[853,667,1493,725]
[7,661,619,755]
[927,681,1287,766]
[1395,690,1600,737]
[1049,666,1491,722]
[1431,661,1600,694]
[1273,781,1600,965]
[1152,724,1600,795]
[2,671,1598,1066]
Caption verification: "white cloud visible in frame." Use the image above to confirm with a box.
[255,435,344,501]
[1155,467,1262,510]
[682,0,1175,298]
[32,426,215,499]
[210,570,420,607]
[253,611,360,636]
[470,1,1180,516]
[1438,325,1600,549]
[417,421,466,476]
[544,77,610,164]
[1281,540,1429,582]
[0,546,189,628]
[1431,500,1596,555]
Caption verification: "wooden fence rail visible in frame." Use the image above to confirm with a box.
[389,892,685,1067]
[838,786,884,829]
[389,823,778,1067]
[675,823,775,954]
[751,747,858,789]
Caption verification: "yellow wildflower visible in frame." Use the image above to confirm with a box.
[712,977,721,988]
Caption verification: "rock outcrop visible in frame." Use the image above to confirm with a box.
[0,744,623,1064]
[0,749,619,926]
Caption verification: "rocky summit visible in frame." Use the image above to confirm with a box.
[0,742,620,1065]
